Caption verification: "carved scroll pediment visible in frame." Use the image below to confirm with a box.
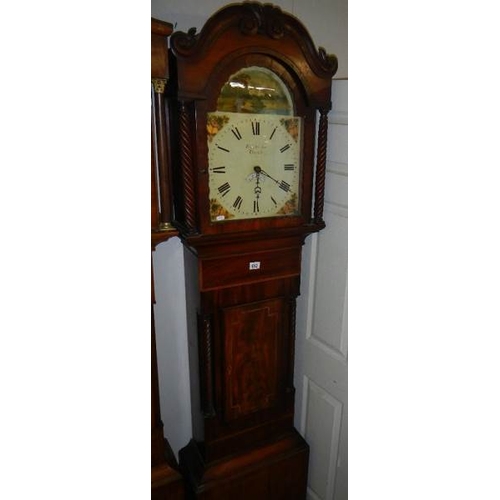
[170,2,337,78]
[238,3,285,39]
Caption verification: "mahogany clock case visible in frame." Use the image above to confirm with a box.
[162,3,337,499]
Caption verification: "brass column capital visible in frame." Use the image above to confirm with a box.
[152,78,167,94]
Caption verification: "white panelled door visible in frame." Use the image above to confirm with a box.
[295,80,348,500]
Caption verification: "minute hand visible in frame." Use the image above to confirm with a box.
[258,169,280,184]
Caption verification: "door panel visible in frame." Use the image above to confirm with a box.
[311,210,348,359]
[302,377,343,500]
[223,298,285,421]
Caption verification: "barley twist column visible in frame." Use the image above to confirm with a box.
[313,107,331,225]
[287,297,297,391]
[201,315,215,417]
[179,101,197,233]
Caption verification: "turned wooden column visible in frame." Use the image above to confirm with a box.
[151,17,176,233]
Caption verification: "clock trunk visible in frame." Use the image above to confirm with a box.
[181,234,308,498]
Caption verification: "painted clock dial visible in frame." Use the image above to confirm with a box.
[206,66,303,222]
[207,112,302,221]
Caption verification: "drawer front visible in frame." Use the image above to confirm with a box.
[200,248,301,291]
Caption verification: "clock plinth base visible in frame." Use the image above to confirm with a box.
[179,429,309,500]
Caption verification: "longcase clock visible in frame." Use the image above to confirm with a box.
[168,3,337,499]
[151,17,185,500]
